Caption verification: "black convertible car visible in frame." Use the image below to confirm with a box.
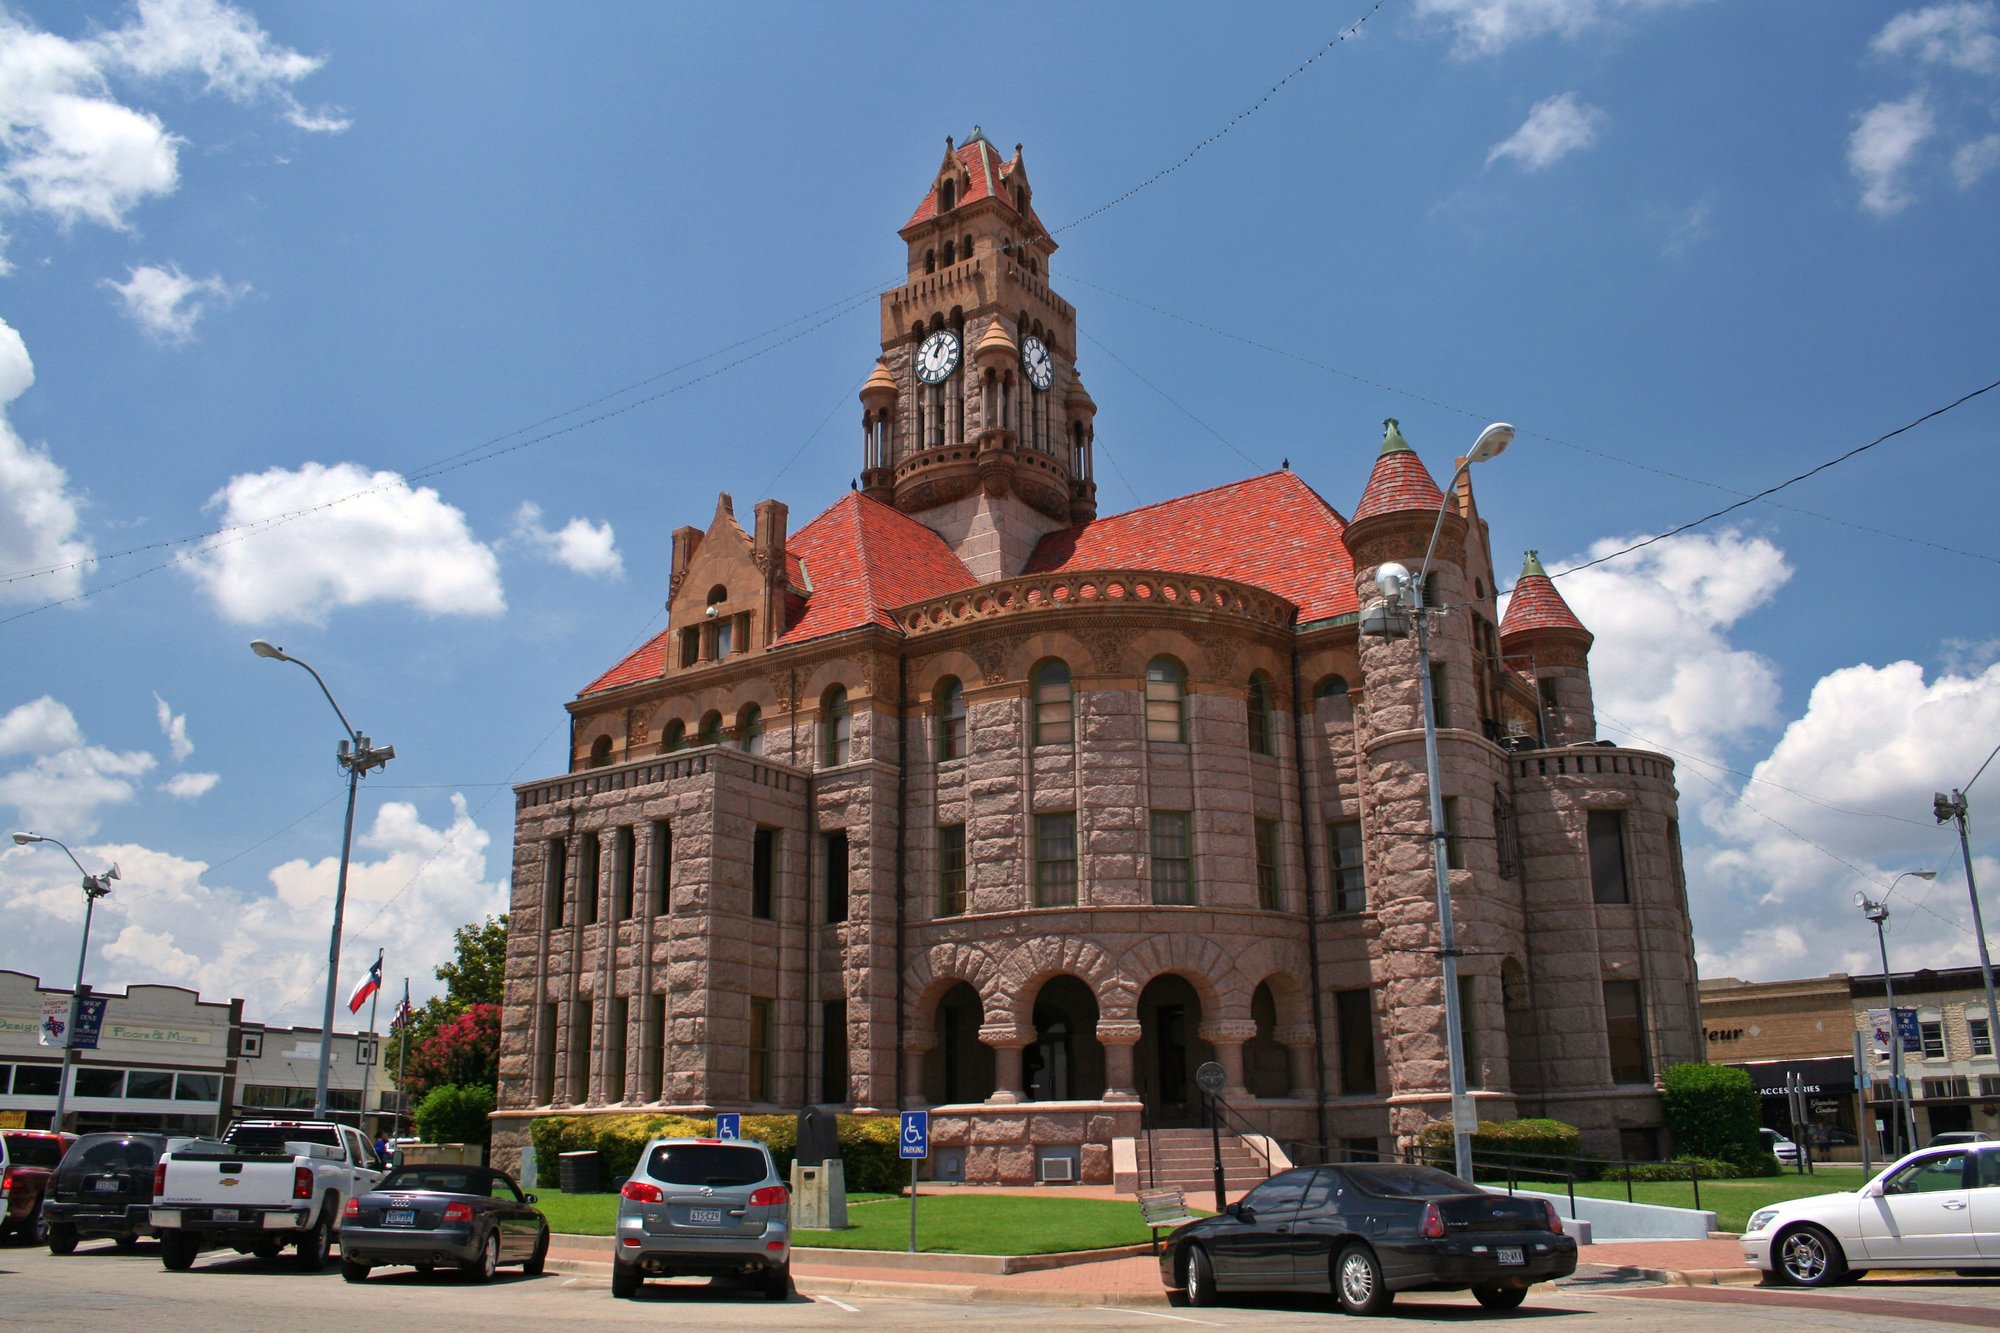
[1159,1163,1576,1314]
[339,1165,550,1282]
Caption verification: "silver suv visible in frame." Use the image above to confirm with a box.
[612,1137,791,1299]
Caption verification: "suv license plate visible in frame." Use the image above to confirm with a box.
[1497,1247,1524,1266]
[212,1208,239,1223]
[93,1178,120,1192]
[385,1208,415,1227]
[689,1207,723,1226]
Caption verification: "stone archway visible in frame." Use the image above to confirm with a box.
[921,982,995,1105]
[1136,974,1215,1127]
[1244,982,1290,1099]
[1023,975,1104,1101]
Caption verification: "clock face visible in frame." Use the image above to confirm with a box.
[915,329,962,384]
[1021,335,1054,392]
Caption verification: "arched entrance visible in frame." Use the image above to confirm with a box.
[1136,974,1215,1127]
[1023,975,1104,1101]
[1244,982,1289,1099]
[922,982,994,1104]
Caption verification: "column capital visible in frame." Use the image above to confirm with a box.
[1273,1024,1318,1048]
[1094,1021,1144,1046]
[978,1023,1034,1050]
[1199,1019,1260,1045]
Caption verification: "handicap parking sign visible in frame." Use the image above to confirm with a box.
[899,1110,929,1160]
[716,1112,741,1140]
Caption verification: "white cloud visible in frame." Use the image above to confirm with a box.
[1412,0,1697,59]
[510,501,624,579]
[152,691,193,760]
[1850,93,1936,214]
[1486,92,1606,171]
[159,771,218,800]
[0,2,340,263]
[1872,2,2000,75]
[1533,529,1791,759]
[178,462,506,625]
[0,696,156,836]
[0,315,94,601]
[105,262,249,342]
[1954,132,2000,186]
[1662,197,1714,257]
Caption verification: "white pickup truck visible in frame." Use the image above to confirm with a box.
[150,1120,386,1270]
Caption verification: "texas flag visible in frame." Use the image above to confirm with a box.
[347,953,383,1014]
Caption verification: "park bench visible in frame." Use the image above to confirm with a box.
[1138,1186,1194,1253]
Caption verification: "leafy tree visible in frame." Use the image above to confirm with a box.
[400,1003,502,1101]
[388,914,509,1109]
[435,914,508,1007]
[1660,1062,1776,1173]
[413,1083,496,1147]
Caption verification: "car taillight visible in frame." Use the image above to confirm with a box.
[344,1197,360,1217]
[293,1166,313,1200]
[748,1185,787,1208]
[153,1162,167,1198]
[621,1180,664,1204]
[443,1201,475,1222]
[2,1167,16,1193]
[1421,1202,1445,1240]
[1543,1200,1563,1235]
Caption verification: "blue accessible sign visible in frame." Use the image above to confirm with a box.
[715,1112,741,1140]
[899,1110,929,1160]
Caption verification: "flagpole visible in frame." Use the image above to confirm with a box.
[395,977,412,1137]
[360,948,383,1139]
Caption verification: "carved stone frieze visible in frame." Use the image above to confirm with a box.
[970,640,1011,686]
[1078,626,1136,673]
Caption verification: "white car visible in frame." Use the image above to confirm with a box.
[1742,1142,2000,1285]
[1761,1128,1800,1165]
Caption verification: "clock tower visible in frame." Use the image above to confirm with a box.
[859,129,1098,582]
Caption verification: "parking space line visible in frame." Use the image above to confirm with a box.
[1103,1310,1226,1326]
[812,1293,863,1312]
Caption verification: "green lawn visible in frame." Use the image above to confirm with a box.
[1486,1169,1866,1234]
[530,1188,1161,1255]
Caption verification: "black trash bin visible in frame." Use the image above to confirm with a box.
[559,1150,601,1194]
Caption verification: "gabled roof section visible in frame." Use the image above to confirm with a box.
[1025,470,1356,622]
[1500,550,1591,641]
[580,626,673,696]
[773,492,977,647]
[902,130,1053,245]
[1350,418,1446,523]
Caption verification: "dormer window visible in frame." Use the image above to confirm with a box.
[939,178,957,212]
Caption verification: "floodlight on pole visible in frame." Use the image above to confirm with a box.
[11,831,117,1131]
[1362,424,1515,1185]
[249,640,393,1122]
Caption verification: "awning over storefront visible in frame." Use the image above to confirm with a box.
[1732,1056,1859,1097]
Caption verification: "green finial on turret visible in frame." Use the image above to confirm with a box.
[1520,550,1549,578]
[1379,418,1411,455]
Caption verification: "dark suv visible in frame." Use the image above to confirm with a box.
[612,1138,791,1299]
[43,1133,179,1253]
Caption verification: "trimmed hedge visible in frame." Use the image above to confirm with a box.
[1659,1063,1779,1175]
[413,1083,495,1148]
[530,1112,904,1193]
[1601,1154,1741,1182]
[1418,1117,1590,1180]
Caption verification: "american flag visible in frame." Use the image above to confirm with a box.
[390,995,414,1028]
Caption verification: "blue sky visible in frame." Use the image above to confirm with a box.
[0,0,1996,1025]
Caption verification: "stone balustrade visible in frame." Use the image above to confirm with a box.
[895,567,1295,637]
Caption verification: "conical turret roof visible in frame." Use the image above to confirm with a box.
[1349,418,1446,523]
[1500,550,1591,641]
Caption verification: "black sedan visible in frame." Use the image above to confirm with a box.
[339,1165,550,1282]
[1159,1163,1576,1314]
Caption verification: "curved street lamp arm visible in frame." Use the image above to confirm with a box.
[288,655,363,747]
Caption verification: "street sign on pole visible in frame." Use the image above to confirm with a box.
[901,1110,929,1254]
[715,1112,741,1140]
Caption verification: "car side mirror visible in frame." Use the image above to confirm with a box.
[1865,1181,1887,1198]
[1228,1203,1255,1223]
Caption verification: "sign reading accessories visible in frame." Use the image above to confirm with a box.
[1732,1056,1859,1097]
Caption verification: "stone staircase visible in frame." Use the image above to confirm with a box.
[1141,1127,1279,1196]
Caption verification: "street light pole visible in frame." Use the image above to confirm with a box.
[250,640,394,1121]
[1858,876,1932,1156]
[1935,788,2000,1071]
[11,832,118,1132]
[1366,422,1514,1184]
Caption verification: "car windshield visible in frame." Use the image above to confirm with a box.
[2,1133,65,1167]
[646,1143,766,1187]
[1346,1165,1475,1198]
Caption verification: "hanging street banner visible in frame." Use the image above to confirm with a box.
[72,996,107,1050]
[39,996,69,1046]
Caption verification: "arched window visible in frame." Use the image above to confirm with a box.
[821,685,851,766]
[737,704,763,756]
[935,677,966,760]
[1247,673,1275,755]
[1315,675,1350,702]
[924,249,936,274]
[961,233,972,258]
[661,720,686,753]
[706,584,728,606]
[588,735,614,769]
[941,239,955,265]
[1145,657,1186,743]
[1032,660,1073,746]
[939,178,956,212]
[697,711,722,747]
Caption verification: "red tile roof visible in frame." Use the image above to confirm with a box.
[772,492,977,647]
[1025,470,1356,622]
[903,135,1051,244]
[1500,552,1591,640]
[580,626,672,696]
[1350,446,1445,524]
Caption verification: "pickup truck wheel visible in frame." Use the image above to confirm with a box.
[522,1226,549,1275]
[160,1231,199,1271]
[461,1231,499,1283]
[46,1222,79,1256]
[294,1211,331,1271]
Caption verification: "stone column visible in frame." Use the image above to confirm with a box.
[1200,1019,1260,1100]
[979,1022,1033,1105]
[1275,1024,1319,1099]
[1096,1020,1143,1102]
[901,1036,933,1108]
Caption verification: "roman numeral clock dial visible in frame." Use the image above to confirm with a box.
[916,329,961,384]
[1021,335,1054,391]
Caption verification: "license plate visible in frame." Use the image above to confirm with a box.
[212,1208,239,1223]
[1497,1247,1524,1266]
[384,1208,415,1227]
[689,1207,723,1226]
[93,1179,120,1192]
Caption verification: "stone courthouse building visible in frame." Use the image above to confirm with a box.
[492,132,1702,1182]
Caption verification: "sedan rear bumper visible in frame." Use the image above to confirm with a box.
[1383,1235,1579,1290]
[340,1224,479,1267]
